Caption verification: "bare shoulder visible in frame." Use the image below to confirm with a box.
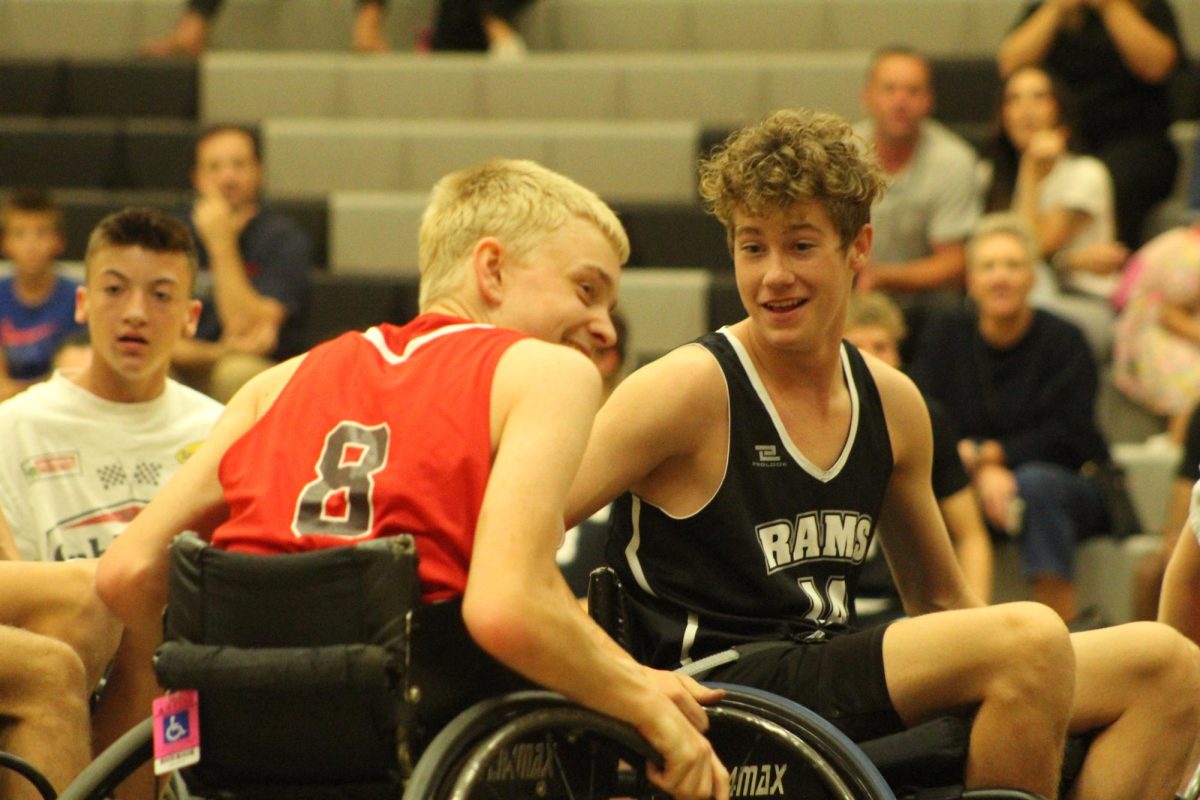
[496,339,601,397]
[859,349,932,456]
[613,343,726,417]
[229,353,307,423]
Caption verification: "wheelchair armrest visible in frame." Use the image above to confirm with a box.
[154,641,398,693]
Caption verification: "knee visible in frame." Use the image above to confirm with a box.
[986,602,1075,702]
[1013,462,1068,502]
[7,634,90,721]
[1122,622,1200,701]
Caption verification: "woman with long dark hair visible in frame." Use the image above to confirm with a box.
[981,65,1128,355]
[998,0,1183,249]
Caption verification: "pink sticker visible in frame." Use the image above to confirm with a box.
[152,690,201,774]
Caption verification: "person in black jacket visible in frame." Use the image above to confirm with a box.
[911,212,1110,623]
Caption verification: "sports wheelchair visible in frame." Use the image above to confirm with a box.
[1,533,1117,800]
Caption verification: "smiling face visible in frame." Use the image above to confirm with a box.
[732,201,869,355]
[76,245,200,402]
[1002,67,1061,153]
[966,231,1035,323]
[490,216,622,359]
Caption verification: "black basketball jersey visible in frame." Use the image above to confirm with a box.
[607,329,895,669]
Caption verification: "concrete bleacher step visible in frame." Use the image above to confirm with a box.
[262,117,701,203]
[0,59,197,119]
[50,189,329,267]
[200,51,875,129]
[0,0,1077,58]
[0,117,199,190]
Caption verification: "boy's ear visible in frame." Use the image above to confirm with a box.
[472,237,506,306]
[74,285,88,325]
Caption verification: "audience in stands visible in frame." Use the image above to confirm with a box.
[0,208,222,799]
[172,126,312,403]
[910,213,1110,623]
[1113,220,1200,438]
[980,64,1126,357]
[844,292,993,623]
[852,45,980,355]
[999,0,1184,249]
[143,0,390,54]
[0,190,83,401]
[429,0,533,57]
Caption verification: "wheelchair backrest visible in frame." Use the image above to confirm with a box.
[154,532,420,793]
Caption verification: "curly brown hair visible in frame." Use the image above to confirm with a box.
[698,108,887,250]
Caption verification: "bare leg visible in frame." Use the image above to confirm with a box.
[884,602,1074,798]
[482,13,525,59]
[1032,574,1077,622]
[0,628,91,800]
[140,10,210,57]
[1068,623,1200,799]
[352,1,390,53]
[0,560,122,688]
[91,624,164,800]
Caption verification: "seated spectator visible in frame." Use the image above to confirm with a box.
[844,292,993,618]
[97,160,728,800]
[998,0,1183,249]
[1113,220,1200,435]
[852,45,980,356]
[981,64,1127,357]
[0,207,223,798]
[143,0,390,55]
[0,189,83,400]
[911,213,1111,623]
[172,126,312,403]
[430,0,534,57]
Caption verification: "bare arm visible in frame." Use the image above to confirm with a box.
[465,342,726,800]
[1160,302,1200,345]
[1096,0,1178,84]
[171,335,228,369]
[871,360,983,614]
[0,510,19,561]
[191,195,287,357]
[566,345,725,527]
[95,357,303,631]
[998,0,1073,77]
[938,487,994,602]
[1160,523,1200,644]
[864,242,966,294]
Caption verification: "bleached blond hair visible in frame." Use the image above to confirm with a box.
[417,159,629,310]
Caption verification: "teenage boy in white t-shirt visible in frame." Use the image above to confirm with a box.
[0,207,222,799]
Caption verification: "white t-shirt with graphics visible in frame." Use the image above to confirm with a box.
[0,372,223,561]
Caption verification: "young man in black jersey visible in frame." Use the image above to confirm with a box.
[566,108,1200,799]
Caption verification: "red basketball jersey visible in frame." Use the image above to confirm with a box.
[211,314,527,602]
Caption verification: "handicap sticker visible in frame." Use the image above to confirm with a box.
[152,690,201,775]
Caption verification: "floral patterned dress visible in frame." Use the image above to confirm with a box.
[1113,224,1200,416]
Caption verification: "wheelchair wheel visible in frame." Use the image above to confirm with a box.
[407,686,896,800]
[406,690,660,799]
[703,684,895,800]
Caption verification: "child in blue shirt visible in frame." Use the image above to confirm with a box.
[0,190,83,399]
